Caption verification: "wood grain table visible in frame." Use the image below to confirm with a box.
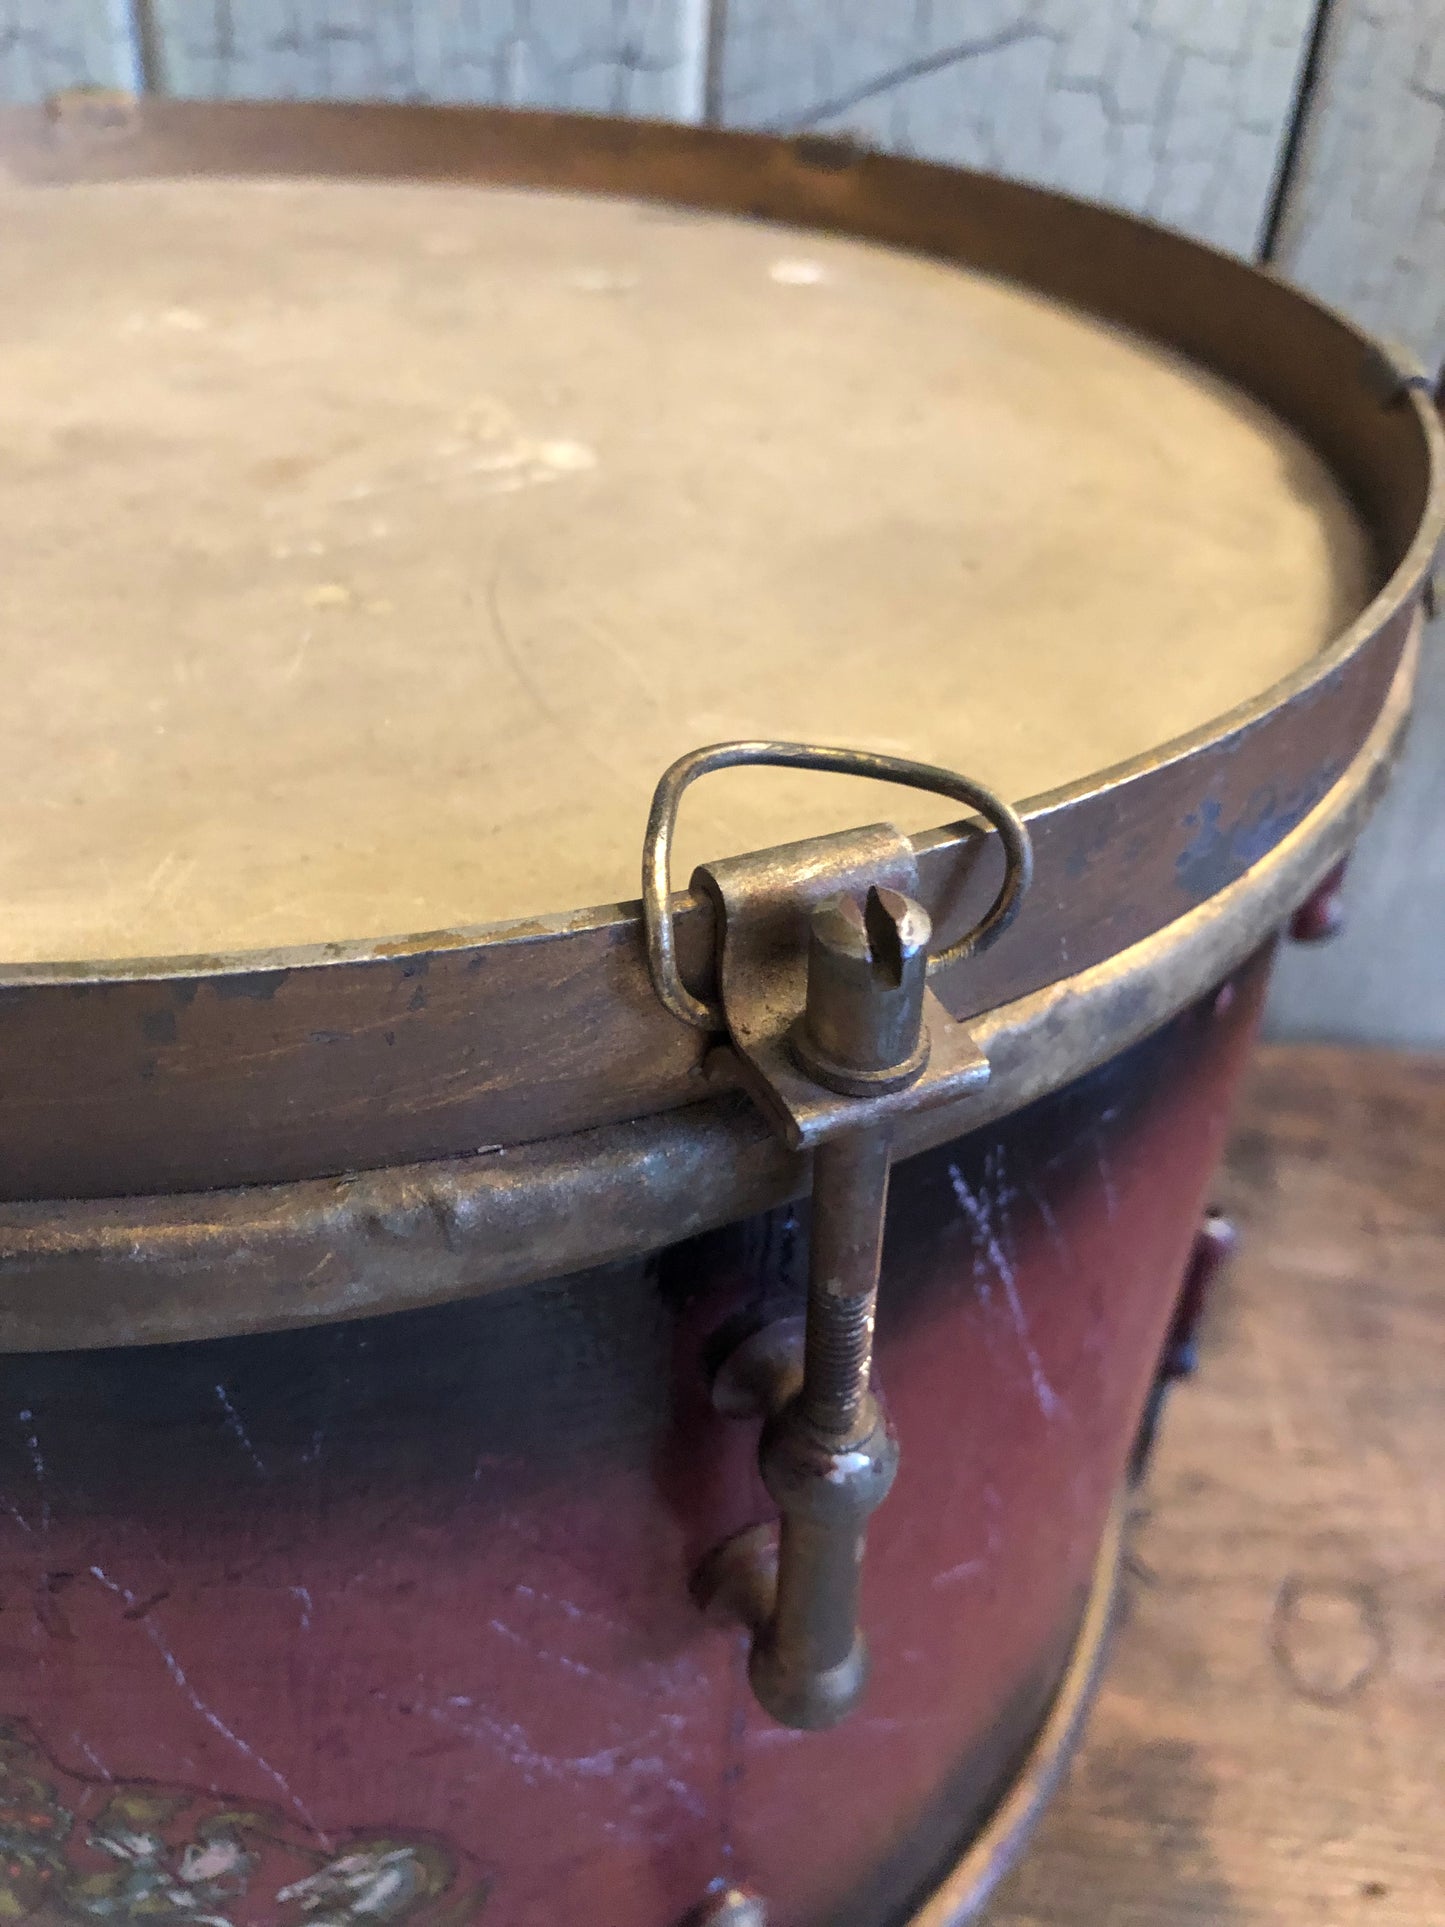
[990,1044,1445,1926]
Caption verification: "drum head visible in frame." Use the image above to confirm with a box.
[0,175,1371,964]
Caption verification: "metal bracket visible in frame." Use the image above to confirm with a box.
[640,741,1033,1730]
[693,823,989,1149]
[1129,1210,1237,1482]
[642,739,1033,1033]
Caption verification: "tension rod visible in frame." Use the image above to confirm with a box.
[743,885,928,1728]
[641,737,1033,1730]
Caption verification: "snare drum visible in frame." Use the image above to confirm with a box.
[0,101,1437,1927]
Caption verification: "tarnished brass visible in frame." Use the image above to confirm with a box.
[642,740,1031,1033]
[742,891,936,1724]
[693,1486,1126,1924]
[653,747,1033,1728]
[0,621,1418,1354]
[690,822,989,1150]
[743,895,921,1726]
[790,888,933,1096]
[0,105,1436,1200]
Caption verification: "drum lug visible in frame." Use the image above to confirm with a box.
[640,742,1033,1729]
[689,822,991,1152]
[1129,1209,1237,1481]
[1288,858,1349,943]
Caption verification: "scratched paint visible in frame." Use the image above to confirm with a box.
[945,1152,1062,1419]
[0,968,1271,1925]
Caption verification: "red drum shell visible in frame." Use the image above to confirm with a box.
[0,954,1267,1926]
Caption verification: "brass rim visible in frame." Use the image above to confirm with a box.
[0,624,1414,1350]
[0,99,1436,1201]
[641,741,1034,1030]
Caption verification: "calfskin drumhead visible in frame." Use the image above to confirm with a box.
[0,177,1372,963]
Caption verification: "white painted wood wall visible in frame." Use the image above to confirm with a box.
[2,0,1441,1043]
[717,1,1316,255]
[1263,0,1445,1047]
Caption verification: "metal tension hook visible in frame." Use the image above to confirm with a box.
[642,742,1033,1729]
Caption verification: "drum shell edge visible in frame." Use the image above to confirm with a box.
[0,946,1271,1927]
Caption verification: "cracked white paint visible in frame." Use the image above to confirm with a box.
[718,0,1318,255]
[0,0,136,99]
[1255,0,1445,1054]
[142,0,703,122]
[0,0,1319,263]
[1272,0,1445,365]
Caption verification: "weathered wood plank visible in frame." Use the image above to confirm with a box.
[145,0,707,121]
[994,1043,1445,1924]
[1271,0,1445,367]
[1263,3,1445,1055]
[0,0,139,100]
[1268,616,1445,1048]
[714,0,1319,255]
[1264,4,1445,1049]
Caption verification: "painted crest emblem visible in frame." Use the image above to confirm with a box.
[0,1722,489,1924]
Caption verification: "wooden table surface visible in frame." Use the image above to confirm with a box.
[990,1044,1445,1927]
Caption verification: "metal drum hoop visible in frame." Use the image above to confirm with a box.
[0,96,1437,1215]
